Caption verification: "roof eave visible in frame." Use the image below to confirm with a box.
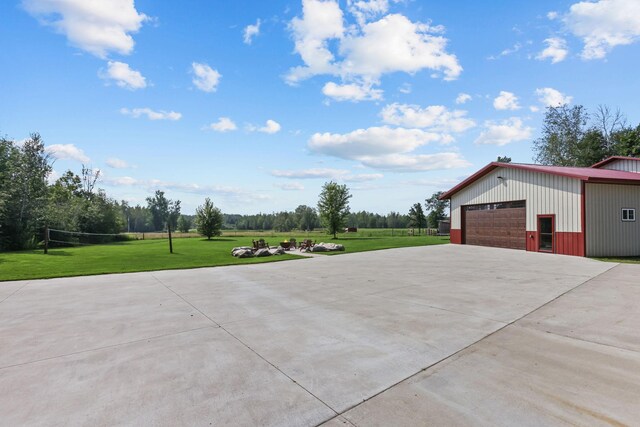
[591,156,640,168]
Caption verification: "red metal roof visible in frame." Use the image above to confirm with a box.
[440,161,640,200]
[591,156,640,168]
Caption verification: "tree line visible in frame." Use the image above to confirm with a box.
[0,134,223,251]
[534,104,640,167]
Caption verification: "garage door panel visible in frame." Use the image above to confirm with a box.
[464,206,526,250]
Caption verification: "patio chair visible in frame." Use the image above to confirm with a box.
[299,239,314,251]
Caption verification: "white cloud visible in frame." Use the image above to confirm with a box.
[259,119,281,134]
[271,169,383,182]
[106,157,130,169]
[191,62,221,92]
[47,169,60,184]
[307,125,469,172]
[322,81,383,102]
[455,93,472,104]
[536,37,568,63]
[103,176,270,203]
[399,83,412,94]
[348,0,392,26]
[120,108,182,121]
[339,14,462,81]
[208,117,237,132]
[46,143,90,163]
[287,2,461,99]
[380,103,476,133]
[22,0,148,58]
[243,19,261,44]
[535,87,573,106]
[547,11,559,20]
[358,153,470,172]
[493,91,520,111]
[343,173,384,182]
[271,168,349,179]
[99,61,146,90]
[488,42,522,60]
[475,117,533,146]
[564,0,640,59]
[309,126,442,160]
[106,176,138,186]
[274,182,305,191]
[287,0,345,83]
[530,105,540,112]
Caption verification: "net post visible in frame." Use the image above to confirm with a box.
[44,225,49,254]
[168,223,173,254]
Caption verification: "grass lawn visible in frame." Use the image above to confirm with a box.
[313,235,449,255]
[594,257,640,264]
[0,234,449,281]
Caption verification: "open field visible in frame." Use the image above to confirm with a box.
[0,234,447,281]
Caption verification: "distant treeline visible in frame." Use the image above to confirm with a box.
[223,209,411,231]
[0,132,431,251]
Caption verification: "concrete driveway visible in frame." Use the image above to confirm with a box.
[1,245,639,426]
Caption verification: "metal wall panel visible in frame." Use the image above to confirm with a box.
[585,183,640,257]
[600,159,640,173]
[450,167,582,232]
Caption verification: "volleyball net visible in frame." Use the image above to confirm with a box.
[47,228,130,247]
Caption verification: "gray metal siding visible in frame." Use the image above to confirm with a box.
[451,167,582,232]
[600,159,640,173]
[585,183,640,257]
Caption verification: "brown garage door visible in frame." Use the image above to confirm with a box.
[463,201,526,250]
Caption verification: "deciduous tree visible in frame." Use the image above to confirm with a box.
[146,190,180,252]
[425,192,449,229]
[195,197,223,240]
[177,215,191,233]
[317,181,351,239]
[294,205,319,231]
[533,105,589,166]
[0,133,51,250]
[408,202,427,235]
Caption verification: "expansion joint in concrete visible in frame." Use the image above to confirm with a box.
[0,281,30,305]
[322,262,621,424]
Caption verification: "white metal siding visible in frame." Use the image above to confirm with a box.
[600,159,640,173]
[450,167,582,232]
[585,183,640,257]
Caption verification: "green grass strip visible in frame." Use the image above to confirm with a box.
[0,235,449,281]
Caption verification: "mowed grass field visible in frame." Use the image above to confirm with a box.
[0,231,449,281]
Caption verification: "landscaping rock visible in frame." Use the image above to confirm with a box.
[254,248,272,257]
[233,249,254,258]
[310,242,345,252]
[270,247,286,255]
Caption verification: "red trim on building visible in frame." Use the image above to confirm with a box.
[581,181,587,257]
[526,229,584,256]
[555,232,585,256]
[450,229,462,244]
[526,230,537,252]
[591,156,640,168]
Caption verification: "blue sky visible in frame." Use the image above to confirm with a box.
[2,0,640,214]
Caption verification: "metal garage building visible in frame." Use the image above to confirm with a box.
[440,156,640,257]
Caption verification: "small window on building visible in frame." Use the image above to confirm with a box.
[622,208,636,222]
